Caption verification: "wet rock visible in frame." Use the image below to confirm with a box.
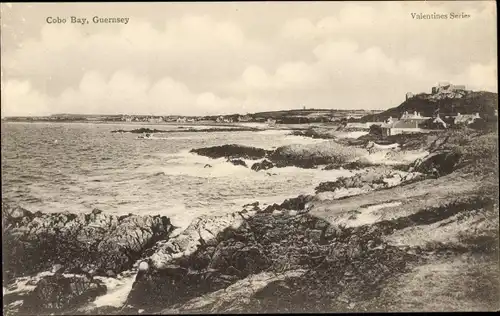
[228,158,248,168]
[2,205,174,282]
[111,128,166,134]
[251,159,274,171]
[22,274,106,313]
[261,195,313,213]
[190,145,270,160]
[243,201,259,210]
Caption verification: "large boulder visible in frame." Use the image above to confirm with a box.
[269,141,368,169]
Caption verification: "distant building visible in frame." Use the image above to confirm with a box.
[266,118,277,125]
[405,92,414,100]
[176,117,187,123]
[400,111,431,121]
[148,117,163,123]
[122,115,133,122]
[454,112,480,125]
[237,115,252,122]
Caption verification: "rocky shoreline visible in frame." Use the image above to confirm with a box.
[3,128,499,314]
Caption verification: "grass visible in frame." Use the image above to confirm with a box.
[362,254,500,312]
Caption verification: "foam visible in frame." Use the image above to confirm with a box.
[92,271,137,308]
[3,271,53,296]
[336,131,369,139]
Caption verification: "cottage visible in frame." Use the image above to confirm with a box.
[380,112,431,136]
[176,117,187,123]
[122,115,133,122]
[454,112,480,125]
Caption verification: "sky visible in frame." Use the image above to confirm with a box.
[0,1,497,117]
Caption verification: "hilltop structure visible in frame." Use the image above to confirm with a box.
[406,82,469,101]
[431,82,466,94]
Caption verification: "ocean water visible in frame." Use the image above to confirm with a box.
[1,122,353,229]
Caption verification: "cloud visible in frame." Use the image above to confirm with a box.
[1,80,51,117]
[231,38,497,110]
[2,14,267,96]
[1,2,497,116]
[2,70,244,117]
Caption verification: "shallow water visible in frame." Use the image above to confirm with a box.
[2,122,350,230]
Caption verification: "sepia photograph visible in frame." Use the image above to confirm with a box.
[1,1,498,314]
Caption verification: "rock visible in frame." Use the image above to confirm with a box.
[323,163,342,170]
[138,261,149,272]
[251,159,274,171]
[22,274,106,313]
[209,241,269,277]
[410,150,461,176]
[268,141,368,170]
[111,128,165,134]
[261,195,313,214]
[243,201,259,209]
[204,164,212,168]
[52,264,64,274]
[228,158,248,168]
[190,145,270,160]
[305,229,323,242]
[2,205,174,282]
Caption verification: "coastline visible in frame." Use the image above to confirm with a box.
[2,127,498,314]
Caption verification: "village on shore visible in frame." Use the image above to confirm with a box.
[4,82,498,138]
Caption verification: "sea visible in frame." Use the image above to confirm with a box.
[1,122,354,230]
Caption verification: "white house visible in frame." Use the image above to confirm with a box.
[454,112,480,125]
